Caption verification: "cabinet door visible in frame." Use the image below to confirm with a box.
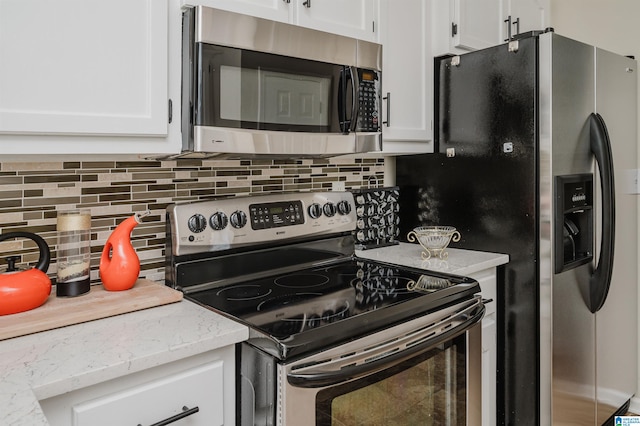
[453,0,503,50]
[73,361,224,426]
[379,0,432,152]
[294,0,377,42]
[191,0,290,22]
[482,314,497,426]
[469,268,497,426]
[0,0,167,136]
[505,0,548,37]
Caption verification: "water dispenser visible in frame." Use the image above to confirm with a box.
[554,174,594,273]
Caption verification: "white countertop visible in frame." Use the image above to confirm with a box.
[356,242,509,276]
[0,300,248,426]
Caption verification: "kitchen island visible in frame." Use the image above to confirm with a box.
[0,299,248,426]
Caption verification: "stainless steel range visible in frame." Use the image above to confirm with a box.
[166,191,484,426]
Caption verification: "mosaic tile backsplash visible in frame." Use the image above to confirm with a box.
[0,157,385,285]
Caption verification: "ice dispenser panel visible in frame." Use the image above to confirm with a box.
[554,174,594,273]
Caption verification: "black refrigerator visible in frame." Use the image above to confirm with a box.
[396,31,638,425]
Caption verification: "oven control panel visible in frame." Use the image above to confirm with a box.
[249,200,305,230]
[168,191,357,256]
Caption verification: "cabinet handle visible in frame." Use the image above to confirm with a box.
[137,405,200,426]
[504,15,512,41]
[383,92,390,127]
[282,0,290,3]
[302,0,311,8]
[512,17,520,36]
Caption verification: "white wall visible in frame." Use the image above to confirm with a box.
[551,0,640,412]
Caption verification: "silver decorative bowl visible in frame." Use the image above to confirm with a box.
[407,275,454,293]
[407,226,461,260]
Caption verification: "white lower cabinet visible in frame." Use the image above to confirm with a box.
[481,314,497,426]
[40,347,234,426]
[467,268,498,426]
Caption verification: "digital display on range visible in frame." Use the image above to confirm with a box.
[269,206,284,215]
[249,201,304,230]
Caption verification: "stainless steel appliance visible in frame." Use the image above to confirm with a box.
[396,30,638,425]
[176,6,382,159]
[166,191,484,425]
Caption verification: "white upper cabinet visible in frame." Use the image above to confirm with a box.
[192,0,378,42]
[379,0,432,152]
[503,0,549,40]
[433,0,549,56]
[453,0,503,50]
[0,0,171,152]
[183,0,290,22]
[294,0,377,42]
[432,0,503,56]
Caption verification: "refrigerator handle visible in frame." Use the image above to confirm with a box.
[589,112,616,313]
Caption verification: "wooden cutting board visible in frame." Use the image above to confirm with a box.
[0,279,183,341]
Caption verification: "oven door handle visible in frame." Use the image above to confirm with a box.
[287,299,485,388]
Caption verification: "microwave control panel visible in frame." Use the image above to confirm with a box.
[356,69,381,132]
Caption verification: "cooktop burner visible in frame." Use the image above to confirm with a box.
[216,285,273,301]
[186,257,479,359]
[275,273,330,288]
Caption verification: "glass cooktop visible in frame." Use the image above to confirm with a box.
[187,257,480,360]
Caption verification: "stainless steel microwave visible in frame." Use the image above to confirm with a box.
[177,6,382,159]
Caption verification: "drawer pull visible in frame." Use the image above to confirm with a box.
[137,405,200,426]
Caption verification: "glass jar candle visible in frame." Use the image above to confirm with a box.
[56,209,91,297]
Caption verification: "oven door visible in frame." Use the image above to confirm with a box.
[259,296,482,426]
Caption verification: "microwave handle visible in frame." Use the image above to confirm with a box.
[348,67,359,132]
[338,67,356,133]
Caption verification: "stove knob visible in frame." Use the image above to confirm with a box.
[337,200,352,215]
[230,210,247,229]
[209,211,228,230]
[323,202,336,217]
[187,214,207,233]
[308,203,322,219]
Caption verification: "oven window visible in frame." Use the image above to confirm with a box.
[316,335,467,426]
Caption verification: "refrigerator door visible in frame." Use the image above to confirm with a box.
[399,37,539,425]
[545,33,638,425]
[542,34,597,426]
[593,48,637,424]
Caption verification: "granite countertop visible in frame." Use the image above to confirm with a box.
[0,300,248,426]
[356,242,509,275]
